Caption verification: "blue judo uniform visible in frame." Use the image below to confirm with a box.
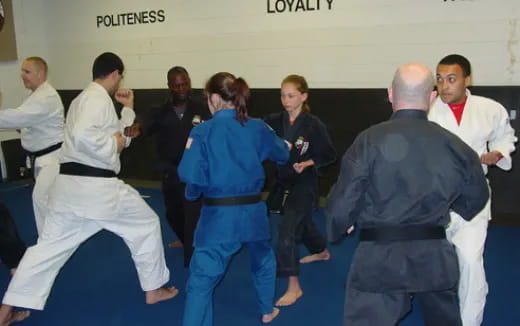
[178,108,289,326]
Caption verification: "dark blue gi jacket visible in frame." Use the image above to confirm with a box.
[178,109,289,246]
[140,95,212,169]
[326,109,489,293]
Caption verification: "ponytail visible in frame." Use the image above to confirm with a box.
[232,78,250,125]
[205,72,250,125]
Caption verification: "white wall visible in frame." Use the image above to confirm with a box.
[43,0,520,89]
[1,0,519,92]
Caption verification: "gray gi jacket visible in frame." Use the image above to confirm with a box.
[326,109,489,293]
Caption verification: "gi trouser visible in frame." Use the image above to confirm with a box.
[343,286,462,326]
[0,203,26,269]
[447,197,491,326]
[183,240,276,326]
[2,178,170,310]
[32,150,60,235]
[276,179,327,277]
[162,166,201,266]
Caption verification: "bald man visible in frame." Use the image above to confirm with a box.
[0,57,64,235]
[326,63,489,326]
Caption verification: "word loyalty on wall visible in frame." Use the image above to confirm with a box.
[267,0,334,14]
[97,10,165,28]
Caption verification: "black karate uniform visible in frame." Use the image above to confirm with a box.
[0,202,26,270]
[140,95,211,266]
[326,110,489,326]
[264,111,336,277]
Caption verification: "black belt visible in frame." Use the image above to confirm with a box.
[359,226,446,242]
[26,142,63,158]
[203,194,262,206]
[60,162,116,178]
[25,142,63,178]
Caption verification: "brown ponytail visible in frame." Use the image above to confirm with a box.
[205,72,250,125]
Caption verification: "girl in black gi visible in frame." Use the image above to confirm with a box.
[265,75,336,306]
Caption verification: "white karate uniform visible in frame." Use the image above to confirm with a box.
[0,81,64,234]
[2,82,169,310]
[428,90,517,326]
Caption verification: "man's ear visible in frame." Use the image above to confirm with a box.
[429,90,438,106]
[387,86,393,104]
[464,75,472,88]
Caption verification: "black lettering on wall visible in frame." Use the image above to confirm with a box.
[96,9,166,28]
[267,0,334,14]
[157,10,166,22]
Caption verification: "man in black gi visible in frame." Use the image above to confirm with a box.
[125,66,211,267]
[326,63,489,326]
[0,203,26,276]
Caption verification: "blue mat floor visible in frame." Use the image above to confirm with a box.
[0,183,519,325]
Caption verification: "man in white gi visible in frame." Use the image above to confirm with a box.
[0,57,64,234]
[428,54,517,326]
[0,52,178,325]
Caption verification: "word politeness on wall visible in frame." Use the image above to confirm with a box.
[96,10,165,28]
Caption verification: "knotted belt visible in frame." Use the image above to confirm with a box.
[26,142,62,174]
[60,162,116,178]
[359,226,446,242]
[203,194,262,206]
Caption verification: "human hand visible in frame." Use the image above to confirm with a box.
[124,123,141,138]
[114,131,125,153]
[480,151,503,166]
[292,160,313,174]
[293,162,306,174]
[115,89,134,109]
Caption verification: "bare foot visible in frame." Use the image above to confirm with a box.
[0,306,30,326]
[299,249,331,264]
[275,289,303,306]
[168,240,183,248]
[262,307,279,323]
[145,287,179,304]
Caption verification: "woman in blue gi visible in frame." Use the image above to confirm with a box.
[265,75,336,306]
[178,72,290,326]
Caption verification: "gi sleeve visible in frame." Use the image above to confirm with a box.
[178,128,208,200]
[261,122,289,164]
[119,107,136,148]
[488,104,517,171]
[325,135,368,242]
[311,119,336,169]
[69,96,118,166]
[451,150,489,221]
[0,94,56,129]
[137,106,161,137]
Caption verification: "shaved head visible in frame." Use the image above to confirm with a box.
[24,57,48,76]
[389,63,435,111]
[21,56,48,91]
